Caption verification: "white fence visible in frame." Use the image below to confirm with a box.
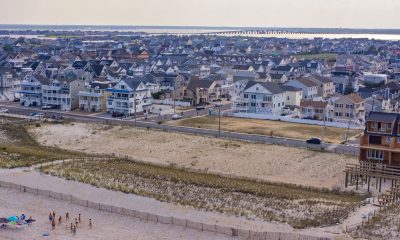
[232,112,364,129]
[0,180,332,240]
[152,99,191,107]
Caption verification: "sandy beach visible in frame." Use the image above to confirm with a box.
[0,188,235,240]
[29,122,358,188]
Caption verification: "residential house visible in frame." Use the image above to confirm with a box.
[106,78,153,116]
[359,112,400,165]
[79,81,114,112]
[185,80,219,105]
[332,93,365,123]
[300,100,329,120]
[284,77,318,100]
[41,78,85,111]
[281,85,303,106]
[240,81,286,115]
[19,74,49,107]
[269,73,288,84]
[309,75,335,98]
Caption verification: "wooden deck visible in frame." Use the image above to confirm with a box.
[344,162,400,192]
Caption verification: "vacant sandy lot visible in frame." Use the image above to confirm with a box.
[0,188,233,240]
[170,116,361,143]
[29,122,357,188]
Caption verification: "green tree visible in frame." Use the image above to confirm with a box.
[2,44,13,52]
[344,81,355,95]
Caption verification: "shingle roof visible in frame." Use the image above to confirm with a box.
[187,80,214,91]
[296,77,318,87]
[368,112,399,123]
[311,75,333,84]
[300,100,328,109]
[345,93,364,103]
[244,81,284,94]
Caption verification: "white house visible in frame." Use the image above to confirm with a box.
[106,78,153,116]
[284,77,318,100]
[239,81,286,115]
[363,73,388,85]
[41,78,85,111]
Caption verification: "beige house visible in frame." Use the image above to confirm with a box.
[333,93,365,123]
[300,100,329,120]
[185,80,220,105]
[309,75,335,98]
[281,85,302,106]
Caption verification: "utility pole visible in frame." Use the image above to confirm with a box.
[321,108,326,149]
[134,93,137,126]
[345,109,354,142]
[173,84,176,114]
[218,107,221,138]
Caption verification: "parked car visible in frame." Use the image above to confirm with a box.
[50,114,63,120]
[0,108,8,113]
[171,114,183,120]
[34,113,45,118]
[195,106,206,111]
[214,102,223,107]
[28,112,38,116]
[306,138,321,144]
[41,104,53,110]
[112,112,125,118]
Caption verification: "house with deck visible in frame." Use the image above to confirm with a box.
[106,78,153,116]
[239,81,286,115]
[360,112,400,165]
[79,81,114,112]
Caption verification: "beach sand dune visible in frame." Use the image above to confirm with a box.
[29,122,358,188]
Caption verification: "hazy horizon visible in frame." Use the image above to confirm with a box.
[1,0,400,29]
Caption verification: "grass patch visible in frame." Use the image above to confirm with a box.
[171,116,360,143]
[350,203,400,239]
[40,158,364,228]
[295,53,337,61]
[0,124,86,168]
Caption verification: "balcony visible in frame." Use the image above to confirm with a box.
[108,96,129,101]
[42,85,62,91]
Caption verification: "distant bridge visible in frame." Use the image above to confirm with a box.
[199,30,309,36]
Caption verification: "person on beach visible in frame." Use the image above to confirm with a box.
[51,219,56,230]
[58,216,62,225]
[75,218,78,228]
[73,225,76,235]
[48,213,52,223]
[78,213,81,224]
[70,222,73,232]
[66,212,69,221]
[52,211,55,220]
[89,219,92,229]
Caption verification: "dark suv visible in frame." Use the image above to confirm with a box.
[306,138,321,144]
[112,112,125,118]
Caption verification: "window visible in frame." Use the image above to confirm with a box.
[250,102,256,107]
[387,137,392,143]
[367,149,384,160]
[263,96,272,102]
[251,95,256,99]
[387,123,392,131]
[244,94,248,98]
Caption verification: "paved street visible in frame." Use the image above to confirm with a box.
[0,102,359,156]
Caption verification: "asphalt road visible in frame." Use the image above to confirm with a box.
[0,103,360,156]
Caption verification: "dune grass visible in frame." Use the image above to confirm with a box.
[40,158,364,228]
[0,124,86,168]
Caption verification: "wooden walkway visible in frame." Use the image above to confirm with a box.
[344,162,400,193]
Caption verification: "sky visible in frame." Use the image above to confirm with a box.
[1,0,400,29]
